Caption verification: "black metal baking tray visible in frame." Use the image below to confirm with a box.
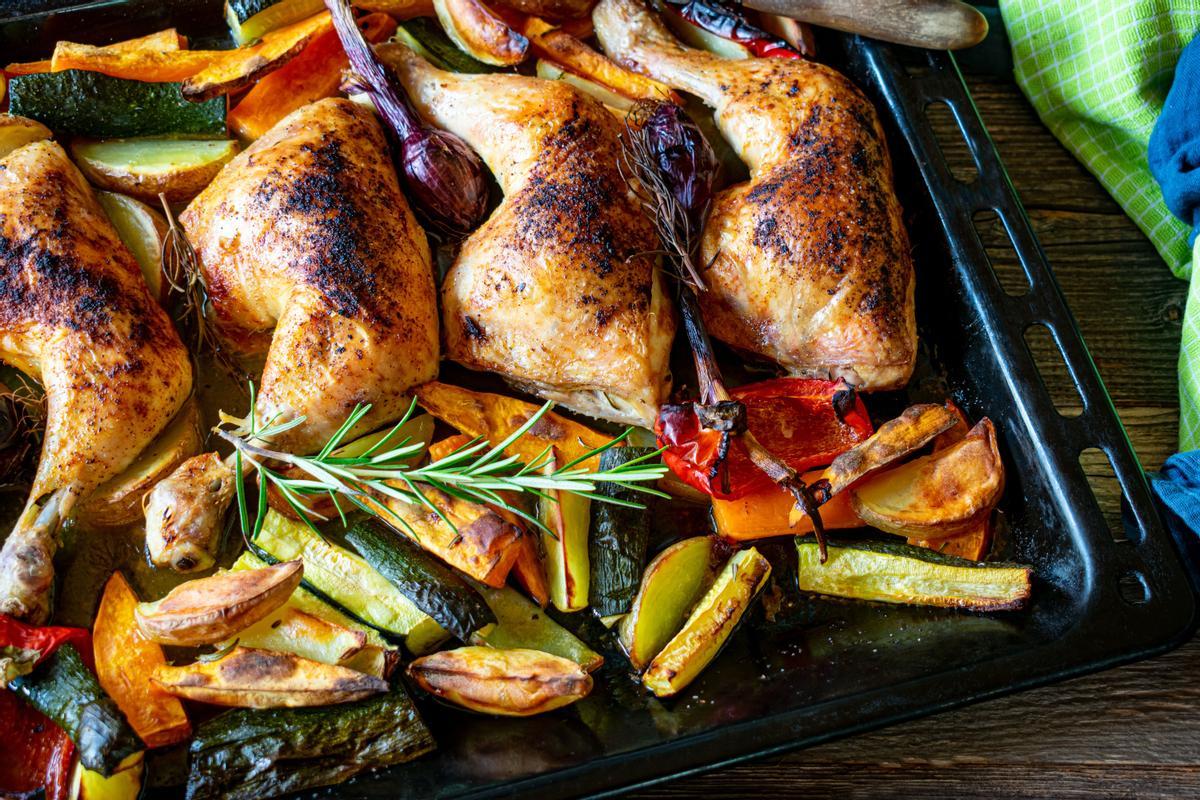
[3,4,1196,798]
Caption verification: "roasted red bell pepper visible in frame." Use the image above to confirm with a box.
[664,0,801,59]
[655,378,873,500]
[1,615,94,800]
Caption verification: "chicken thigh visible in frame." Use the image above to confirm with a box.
[0,139,192,622]
[378,42,675,427]
[144,98,440,571]
[595,0,916,389]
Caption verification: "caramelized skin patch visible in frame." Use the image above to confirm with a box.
[181,98,439,452]
[379,43,674,427]
[595,0,916,389]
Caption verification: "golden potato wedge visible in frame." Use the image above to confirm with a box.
[219,607,400,679]
[80,399,202,527]
[408,646,591,716]
[94,190,170,305]
[135,561,303,646]
[71,138,239,204]
[152,646,387,708]
[0,115,52,160]
[851,418,1005,539]
[433,0,529,66]
[820,403,959,497]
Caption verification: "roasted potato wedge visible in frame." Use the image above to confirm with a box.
[135,561,303,646]
[80,399,202,527]
[71,138,239,204]
[434,0,529,66]
[618,536,725,671]
[643,547,772,698]
[817,403,959,498]
[219,607,389,677]
[0,115,52,159]
[153,646,387,708]
[408,646,592,716]
[851,418,1004,539]
[95,190,170,305]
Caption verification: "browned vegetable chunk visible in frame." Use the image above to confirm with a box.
[408,646,591,716]
[434,0,529,66]
[821,403,958,495]
[134,561,302,646]
[152,646,386,708]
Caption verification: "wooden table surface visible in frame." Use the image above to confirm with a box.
[635,72,1199,799]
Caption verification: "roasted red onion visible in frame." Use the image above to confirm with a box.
[327,0,489,235]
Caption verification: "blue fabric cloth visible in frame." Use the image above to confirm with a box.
[1154,451,1200,526]
[1150,32,1200,244]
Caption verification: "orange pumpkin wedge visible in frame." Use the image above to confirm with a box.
[712,468,863,541]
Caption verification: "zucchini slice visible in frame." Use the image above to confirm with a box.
[539,468,591,613]
[643,547,772,698]
[618,536,726,671]
[394,18,495,74]
[8,71,227,138]
[186,682,434,800]
[226,0,325,45]
[252,511,449,654]
[472,583,604,672]
[71,138,238,204]
[588,447,657,617]
[11,645,140,776]
[795,538,1032,611]
[345,518,496,641]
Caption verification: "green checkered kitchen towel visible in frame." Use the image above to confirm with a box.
[998,0,1200,447]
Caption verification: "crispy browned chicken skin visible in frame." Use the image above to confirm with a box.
[0,139,192,622]
[595,0,917,389]
[144,98,440,571]
[379,42,675,427]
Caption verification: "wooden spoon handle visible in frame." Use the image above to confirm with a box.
[739,0,989,50]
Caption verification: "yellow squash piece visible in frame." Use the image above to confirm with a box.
[408,646,592,716]
[135,560,303,646]
[69,750,144,800]
[642,547,771,698]
[153,646,387,708]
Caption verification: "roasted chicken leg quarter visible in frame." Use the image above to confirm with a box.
[143,98,440,571]
[378,42,675,427]
[0,138,192,623]
[595,0,917,389]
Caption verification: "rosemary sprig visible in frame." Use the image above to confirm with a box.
[158,194,250,392]
[218,388,669,543]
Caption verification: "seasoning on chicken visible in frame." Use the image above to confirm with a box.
[377,42,676,428]
[595,0,917,390]
[143,98,440,572]
[0,139,193,623]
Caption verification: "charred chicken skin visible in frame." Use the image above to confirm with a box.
[595,0,917,389]
[143,98,440,572]
[0,139,192,623]
[378,42,675,427]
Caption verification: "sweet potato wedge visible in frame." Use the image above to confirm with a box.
[28,28,185,78]
[135,561,303,646]
[713,468,863,541]
[153,647,387,708]
[519,18,674,101]
[94,572,191,748]
[819,403,959,497]
[851,418,1005,539]
[408,646,592,716]
[415,381,613,470]
[433,0,529,66]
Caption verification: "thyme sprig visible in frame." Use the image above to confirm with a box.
[218,386,669,543]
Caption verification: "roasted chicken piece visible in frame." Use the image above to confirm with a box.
[0,139,192,622]
[143,98,440,571]
[595,0,917,390]
[377,42,675,427]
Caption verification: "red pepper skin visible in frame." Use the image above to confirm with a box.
[670,0,802,60]
[655,378,873,500]
[1,615,95,800]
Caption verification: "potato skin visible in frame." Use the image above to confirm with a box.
[70,139,236,203]
[408,646,592,716]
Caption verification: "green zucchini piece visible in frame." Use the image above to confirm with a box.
[252,511,449,654]
[345,518,496,641]
[795,538,1032,611]
[618,536,725,671]
[588,447,657,617]
[394,19,495,74]
[186,682,435,800]
[69,750,144,800]
[472,583,603,672]
[643,547,772,698]
[8,71,226,139]
[225,0,325,45]
[10,645,140,776]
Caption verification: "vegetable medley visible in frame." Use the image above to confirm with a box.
[0,0,1031,798]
